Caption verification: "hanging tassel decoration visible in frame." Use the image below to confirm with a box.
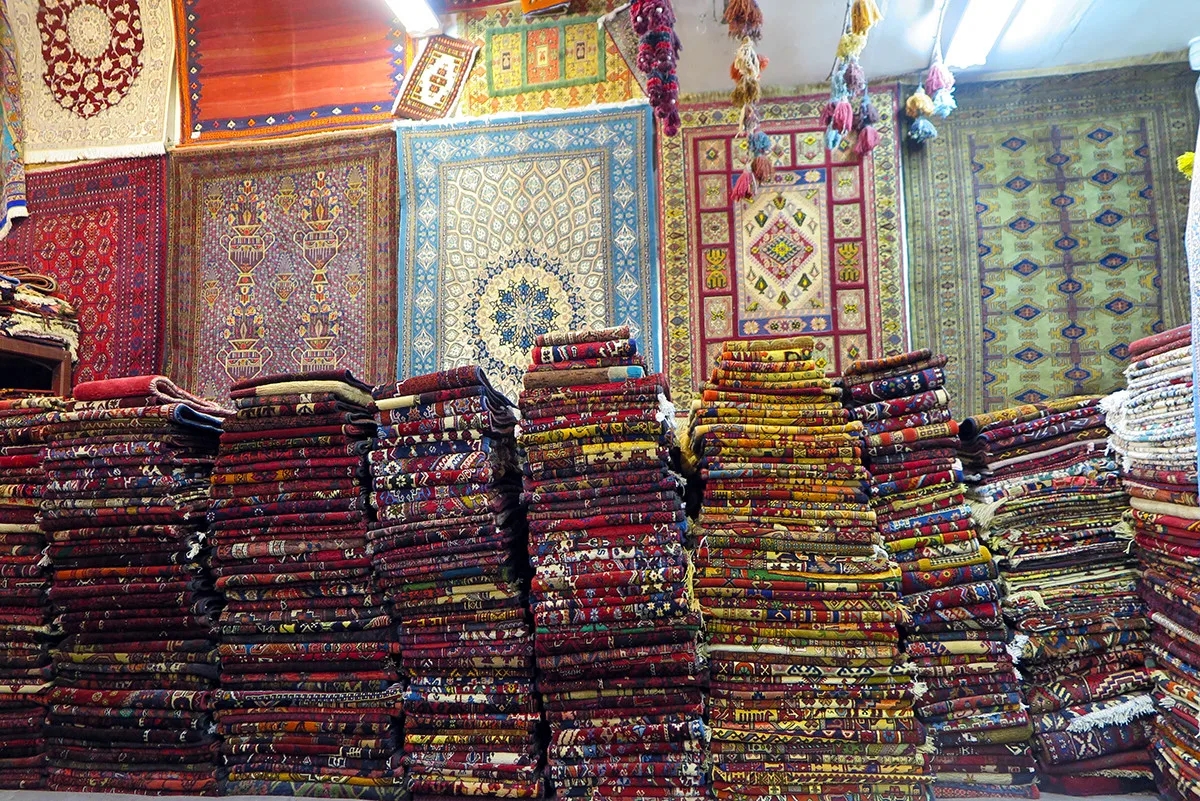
[633,0,682,136]
[843,60,865,95]
[837,32,867,59]
[825,127,845,151]
[1179,152,1195,180]
[856,94,881,130]
[923,55,955,94]
[831,95,854,134]
[850,0,882,35]
[909,117,938,143]
[854,123,881,156]
[732,169,758,201]
[905,87,935,119]
[931,87,956,117]
[722,0,763,41]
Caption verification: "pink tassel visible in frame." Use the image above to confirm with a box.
[732,169,757,201]
[820,101,836,128]
[924,60,954,94]
[843,61,865,95]
[854,124,881,156]
[832,99,854,134]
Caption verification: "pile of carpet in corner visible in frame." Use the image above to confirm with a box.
[40,375,229,794]
[517,325,707,801]
[0,392,64,790]
[961,395,1155,794]
[1105,323,1200,801]
[207,369,404,800]
[843,349,1037,798]
[368,366,543,799]
[684,334,929,801]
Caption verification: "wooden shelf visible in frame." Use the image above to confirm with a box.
[0,336,72,396]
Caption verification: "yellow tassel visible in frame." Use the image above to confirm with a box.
[851,0,882,35]
[836,33,867,59]
[905,86,935,118]
[1179,151,1195,180]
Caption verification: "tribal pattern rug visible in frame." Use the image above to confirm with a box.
[458,0,637,115]
[659,88,907,404]
[165,129,398,398]
[174,0,409,144]
[394,35,478,121]
[10,0,173,162]
[903,63,1198,417]
[396,104,660,400]
[0,158,166,382]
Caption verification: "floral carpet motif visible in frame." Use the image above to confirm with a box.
[396,104,659,399]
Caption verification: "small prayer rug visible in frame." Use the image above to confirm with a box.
[601,3,648,97]
[174,0,409,144]
[166,129,398,398]
[0,1,25,239]
[394,35,478,121]
[10,0,174,162]
[659,87,907,403]
[459,0,637,115]
[903,62,1197,416]
[0,157,166,382]
[396,103,660,399]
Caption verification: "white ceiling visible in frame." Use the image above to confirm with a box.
[675,0,1200,95]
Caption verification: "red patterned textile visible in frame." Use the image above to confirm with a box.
[0,158,165,383]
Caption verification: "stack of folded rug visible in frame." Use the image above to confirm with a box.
[516,326,707,801]
[684,334,929,801]
[1105,323,1200,800]
[961,397,1155,794]
[0,265,79,359]
[368,366,542,799]
[207,369,405,800]
[0,393,64,789]
[40,375,229,795]
[843,350,1037,798]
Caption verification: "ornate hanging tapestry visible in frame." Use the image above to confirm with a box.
[9,0,173,162]
[0,0,25,238]
[396,104,660,399]
[394,35,478,121]
[165,129,398,398]
[459,0,637,116]
[658,89,907,403]
[174,0,409,144]
[0,157,166,381]
[904,63,1198,417]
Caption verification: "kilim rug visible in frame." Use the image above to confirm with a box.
[1189,96,1200,480]
[0,157,165,382]
[904,62,1198,417]
[0,0,24,239]
[9,0,173,162]
[394,35,478,121]
[658,88,907,404]
[174,0,410,144]
[601,3,648,97]
[396,103,660,399]
[459,0,637,115]
[165,129,398,398]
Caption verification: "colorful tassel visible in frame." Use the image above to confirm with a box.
[850,0,882,35]
[905,86,935,119]
[924,57,955,94]
[856,94,881,129]
[837,33,867,59]
[931,87,956,117]
[722,0,763,40]
[1179,152,1195,180]
[751,154,774,183]
[843,60,865,95]
[854,124,881,156]
[732,168,757,201]
[909,117,937,143]
[825,126,844,151]
[831,97,854,134]
[748,129,772,155]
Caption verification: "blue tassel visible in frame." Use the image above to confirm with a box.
[825,125,844,150]
[932,87,956,118]
[909,117,938,143]
[748,130,772,155]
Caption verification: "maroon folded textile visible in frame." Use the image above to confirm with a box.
[232,370,372,393]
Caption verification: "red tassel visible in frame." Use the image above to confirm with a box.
[722,0,762,40]
[820,101,836,128]
[854,124,881,156]
[832,99,853,134]
[751,155,774,183]
[758,55,768,71]
[732,169,757,201]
